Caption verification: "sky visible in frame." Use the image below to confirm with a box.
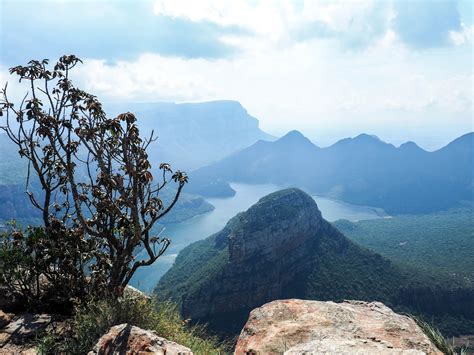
[0,0,472,149]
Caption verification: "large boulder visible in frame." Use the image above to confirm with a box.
[235,299,442,355]
[89,323,193,355]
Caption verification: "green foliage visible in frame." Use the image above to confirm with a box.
[36,294,227,354]
[334,208,474,286]
[334,209,474,337]
[303,227,410,303]
[411,315,469,355]
[0,223,98,311]
[155,227,230,304]
[0,55,188,300]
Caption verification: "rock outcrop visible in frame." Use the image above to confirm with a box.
[178,189,330,332]
[0,313,52,345]
[235,299,442,355]
[0,312,65,355]
[89,323,192,355]
[157,188,403,335]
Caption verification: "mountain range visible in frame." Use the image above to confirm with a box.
[106,100,274,170]
[189,131,474,214]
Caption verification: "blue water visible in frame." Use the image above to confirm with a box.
[130,183,387,292]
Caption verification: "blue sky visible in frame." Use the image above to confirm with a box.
[0,0,472,148]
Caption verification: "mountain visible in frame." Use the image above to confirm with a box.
[190,131,474,214]
[155,188,406,335]
[106,100,274,171]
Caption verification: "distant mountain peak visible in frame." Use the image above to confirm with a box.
[354,133,384,143]
[444,132,474,147]
[276,130,317,147]
[330,133,392,149]
[399,141,424,152]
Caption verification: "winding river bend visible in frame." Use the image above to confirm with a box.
[131,183,387,292]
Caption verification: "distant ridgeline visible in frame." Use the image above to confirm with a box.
[105,100,274,171]
[156,188,474,337]
[0,134,213,225]
[189,131,474,214]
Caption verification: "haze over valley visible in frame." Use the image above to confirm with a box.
[0,0,473,353]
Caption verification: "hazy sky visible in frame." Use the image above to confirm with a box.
[0,0,472,149]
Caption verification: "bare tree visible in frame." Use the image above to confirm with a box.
[0,55,187,296]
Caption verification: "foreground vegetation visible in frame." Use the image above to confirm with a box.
[0,56,223,353]
[36,294,227,354]
[410,316,469,355]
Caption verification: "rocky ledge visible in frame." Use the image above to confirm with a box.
[89,324,192,355]
[235,299,442,355]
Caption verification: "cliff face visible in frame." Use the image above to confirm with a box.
[157,188,403,335]
[182,189,329,322]
[228,189,322,263]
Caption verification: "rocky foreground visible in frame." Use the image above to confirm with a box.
[1,298,442,354]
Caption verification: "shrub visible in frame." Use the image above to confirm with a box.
[36,294,228,354]
[0,55,187,303]
[0,223,96,311]
[411,315,469,355]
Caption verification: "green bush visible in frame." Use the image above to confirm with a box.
[36,294,228,354]
[0,223,97,312]
[411,315,469,355]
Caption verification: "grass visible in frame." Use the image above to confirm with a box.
[411,315,469,355]
[36,293,229,354]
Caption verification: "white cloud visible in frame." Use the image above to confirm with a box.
[152,0,390,45]
[450,24,474,46]
[1,1,471,149]
[74,54,217,102]
[69,39,472,145]
[153,0,291,38]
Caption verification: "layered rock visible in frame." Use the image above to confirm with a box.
[88,324,192,355]
[235,299,442,354]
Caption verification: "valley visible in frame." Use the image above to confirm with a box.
[1,5,472,351]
